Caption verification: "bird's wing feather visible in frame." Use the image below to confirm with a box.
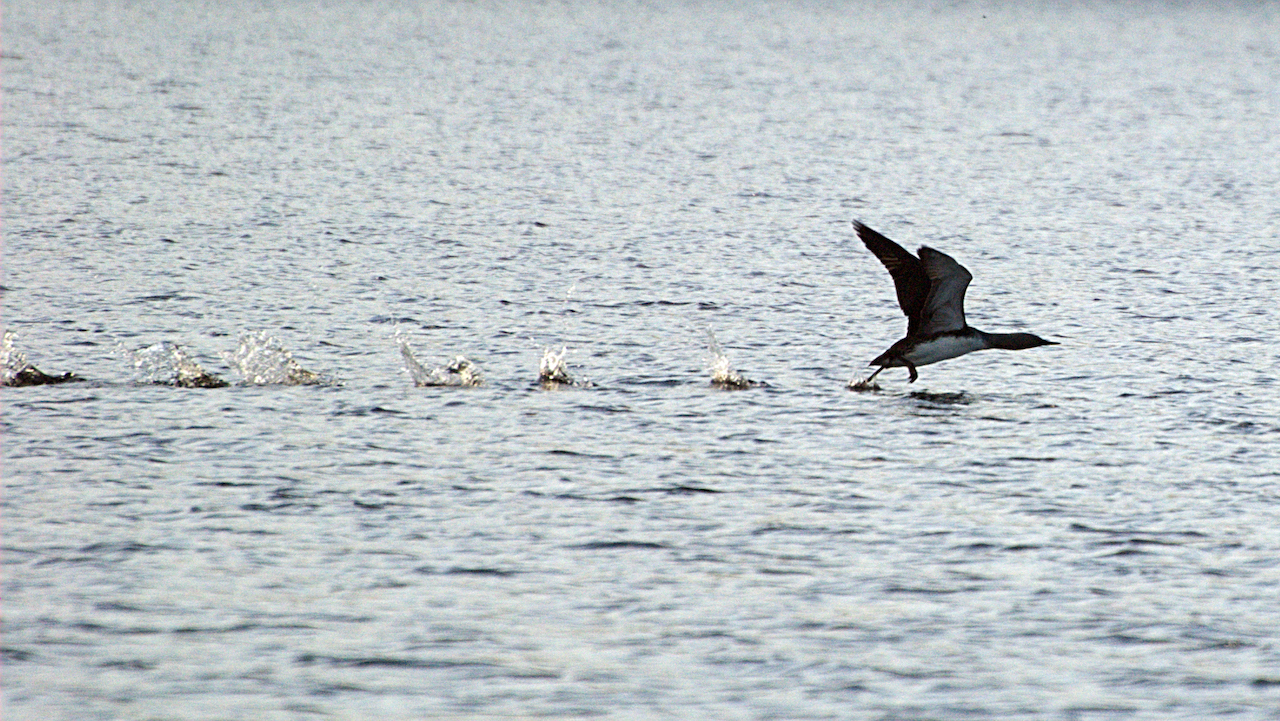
[855,221,929,336]
[917,246,972,334]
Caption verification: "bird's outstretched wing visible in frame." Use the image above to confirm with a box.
[917,246,972,334]
[854,221,929,336]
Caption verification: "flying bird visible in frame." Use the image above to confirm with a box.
[853,221,1057,385]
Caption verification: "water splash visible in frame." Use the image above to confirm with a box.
[221,331,330,385]
[539,346,573,388]
[2,330,29,371]
[706,328,758,390]
[398,334,431,384]
[2,330,80,386]
[397,334,482,387]
[128,341,228,388]
[2,330,35,385]
[848,366,882,392]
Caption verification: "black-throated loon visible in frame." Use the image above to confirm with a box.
[854,221,1057,384]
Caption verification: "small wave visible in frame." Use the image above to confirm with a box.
[296,654,495,669]
[573,540,669,550]
[125,341,228,388]
[397,333,482,387]
[2,330,81,386]
[221,331,333,385]
[909,391,970,405]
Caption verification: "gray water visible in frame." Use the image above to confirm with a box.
[5,1,1280,718]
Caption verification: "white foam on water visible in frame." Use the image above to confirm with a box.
[705,327,754,389]
[1,330,32,385]
[538,345,573,387]
[221,331,330,386]
[126,341,228,388]
[397,331,482,387]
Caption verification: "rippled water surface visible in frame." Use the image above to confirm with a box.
[5,1,1280,719]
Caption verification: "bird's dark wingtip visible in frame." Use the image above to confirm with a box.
[852,220,878,245]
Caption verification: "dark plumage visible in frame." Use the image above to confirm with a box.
[853,221,1057,385]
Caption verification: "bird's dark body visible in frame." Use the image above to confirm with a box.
[854,221,1056,384]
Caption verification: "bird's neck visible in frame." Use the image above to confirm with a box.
[977,330,1048,351]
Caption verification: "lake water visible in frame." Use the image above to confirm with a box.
[4,1,1280,719]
